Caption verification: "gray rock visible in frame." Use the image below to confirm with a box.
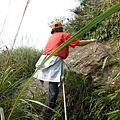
[65,41,120,87]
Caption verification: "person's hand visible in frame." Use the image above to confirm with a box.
[90,38,96,42]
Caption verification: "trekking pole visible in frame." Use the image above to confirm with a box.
[94,40,120,65]
[63,82,67,120]
[0,107,5,120]
[96,41,120,64]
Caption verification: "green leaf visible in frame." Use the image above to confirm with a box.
[112,71,120,80]
[23,99,60,115]
[102,56,109,70]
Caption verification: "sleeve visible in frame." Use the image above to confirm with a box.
[62,33,80,48]
[69,39,80,48]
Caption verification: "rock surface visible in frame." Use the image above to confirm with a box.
[65,41,120,87]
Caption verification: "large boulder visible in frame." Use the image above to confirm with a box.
[65,41,120,87]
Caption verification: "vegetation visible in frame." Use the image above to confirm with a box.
[51,70,120,120]
[1,47,42,77]
[0,0,120,120]
[65,71,120,120]
[0,47,42,119]
[65,0,120,41]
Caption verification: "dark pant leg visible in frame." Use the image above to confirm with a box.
[43,82,59,118]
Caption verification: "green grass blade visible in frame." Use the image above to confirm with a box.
[24,99,60,115]
[112,71,120,80]
[7,3,120,120]
[1,64,25,89]
[102,56,109,70]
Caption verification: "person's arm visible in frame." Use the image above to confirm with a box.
[77,39,96,46]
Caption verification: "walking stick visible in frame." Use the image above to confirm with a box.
[63,82,67,120]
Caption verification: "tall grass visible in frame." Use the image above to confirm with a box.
[0,47,42,119]
[1,47,42,77]
[12,0,31,49]
[0,64,29,119]
[51,70,120,120]
[85,86,120,120]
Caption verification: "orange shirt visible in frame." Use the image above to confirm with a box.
[43,32,79,59]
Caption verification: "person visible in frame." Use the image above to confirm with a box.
[33,21,96,119]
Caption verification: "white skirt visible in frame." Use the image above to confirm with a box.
[33,55,65,83]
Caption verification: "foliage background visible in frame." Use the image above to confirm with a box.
[65,0,120,42]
